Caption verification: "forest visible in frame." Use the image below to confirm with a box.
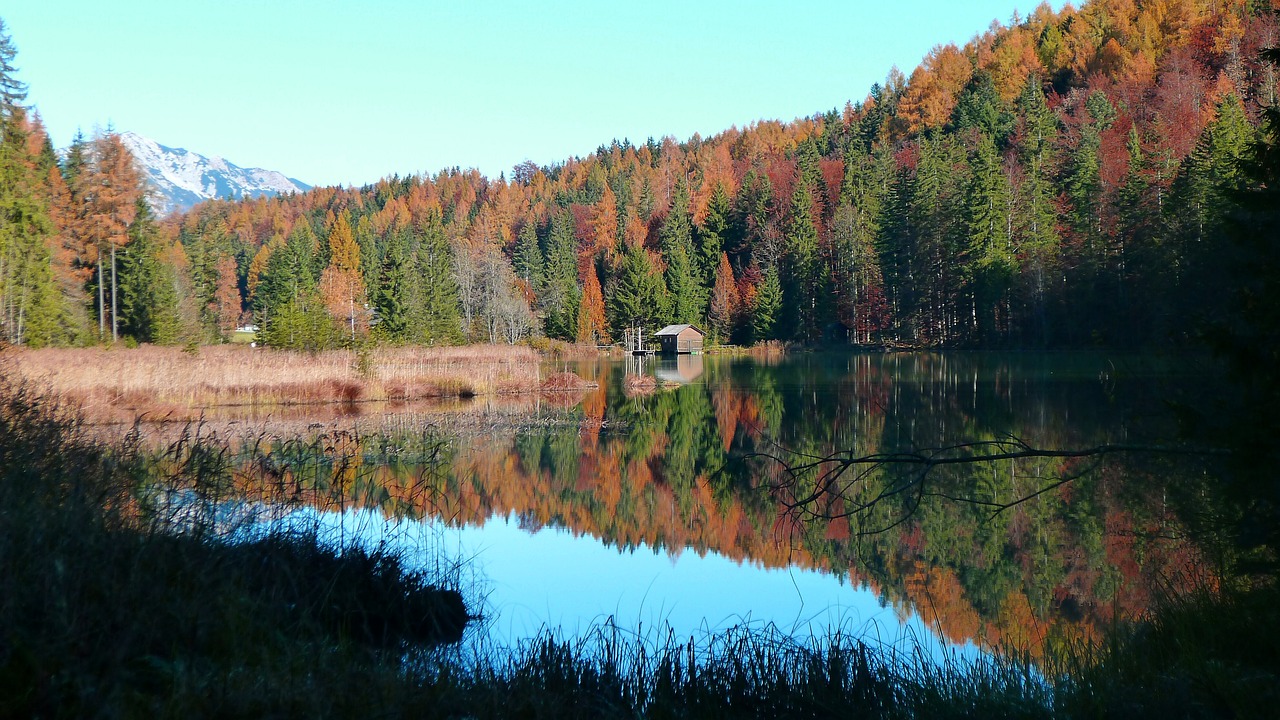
[1,0,1277,352]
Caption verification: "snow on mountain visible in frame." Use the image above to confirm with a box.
[118,131,310,216]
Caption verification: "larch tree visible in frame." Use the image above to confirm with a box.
[707,252,739,343]
[575,260,608,344]
[210,253,240,339]
[318,211,368,342]
[589,183,619,261]
[73,132,141,342]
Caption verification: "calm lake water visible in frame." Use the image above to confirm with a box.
[218,352,1208,658]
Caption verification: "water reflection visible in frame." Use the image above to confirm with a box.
[180,353,1208,658]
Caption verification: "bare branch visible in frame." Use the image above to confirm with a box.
[745,438,1228,535]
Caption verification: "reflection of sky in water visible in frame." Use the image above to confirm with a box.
[296,506,979,664]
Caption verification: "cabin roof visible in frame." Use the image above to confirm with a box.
[654,324,704,337]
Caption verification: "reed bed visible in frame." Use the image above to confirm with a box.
[0,372,471,718]
[9,344,542,421]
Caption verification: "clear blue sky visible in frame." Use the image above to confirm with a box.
[5,1,1063,188]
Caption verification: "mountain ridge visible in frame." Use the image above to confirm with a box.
[118,131,310,216]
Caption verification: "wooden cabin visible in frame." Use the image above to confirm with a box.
[654,324,704,355]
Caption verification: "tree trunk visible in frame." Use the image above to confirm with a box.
[111,244,118,343]
[97,250,105,341]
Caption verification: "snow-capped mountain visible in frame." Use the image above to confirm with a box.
[118,131,310,215]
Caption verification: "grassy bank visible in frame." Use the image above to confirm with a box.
[0,374,470,717]
[9,344,543,421]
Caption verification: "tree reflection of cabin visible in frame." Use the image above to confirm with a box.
[654,324,704,355]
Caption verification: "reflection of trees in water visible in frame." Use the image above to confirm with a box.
[211,354,1207,656]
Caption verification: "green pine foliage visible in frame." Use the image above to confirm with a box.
[5,4,1279,352]
[407,215,463,346]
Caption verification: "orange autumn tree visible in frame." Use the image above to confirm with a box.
[319,211,368,341]
[589,183,619,261]
[896,43,973,135]
[75,132,142,342]
[576,261,608,344]
[210,253,240,338]
[707,252,739,342]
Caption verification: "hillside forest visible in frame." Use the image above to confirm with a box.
[1,0,1278,352]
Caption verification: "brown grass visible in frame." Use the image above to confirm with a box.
[9,344,542,422]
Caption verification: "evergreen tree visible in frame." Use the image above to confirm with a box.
[1168,96,1256,329]
[0,19,27,115]
[1067,91,1116,246]
[951,70,1014,144]
[117,199,165,342]
[696,182,731,285]
[660,179,704,325]
[408,214,462,345]
[0,107,62,347]
[782,178,822,343]
[1012,75,1060,345]
[751,265,783,343]
[540,209,579,340]
[607,240,666,339]
[512,219,543,286]
[354,214,380,293]
[373,230,409,341]
[964,132,1015,341]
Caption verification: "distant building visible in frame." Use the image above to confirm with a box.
[653,324,704,355]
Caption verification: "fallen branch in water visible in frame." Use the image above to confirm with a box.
[745,437,1229,535]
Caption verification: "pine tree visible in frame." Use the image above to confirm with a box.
[0,19,27,115]
[513,219,543,286]
[696,183,731,285]
[408,215,463,345]
[1012,75,1060,344]
[660,179,704,325]
[0,106,62,347]
[782,178,822,343]
[607,240,666,339]
[540,210,579,340]
[964,132,1015,340]
[751,265,783,343]
[117,198,163,342]
[373,230,409,341]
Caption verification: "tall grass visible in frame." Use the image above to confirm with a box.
[0,371,471,716]
[9,344,542,421]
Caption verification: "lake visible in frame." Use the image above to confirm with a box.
[198,351,1210,660]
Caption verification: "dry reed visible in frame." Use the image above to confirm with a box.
[10,344,542,421]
